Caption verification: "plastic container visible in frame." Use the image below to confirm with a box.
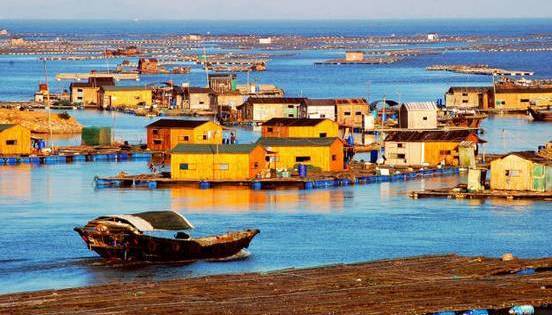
[509,305,534,315]
[298,164,307,178]
[251,181,262,190]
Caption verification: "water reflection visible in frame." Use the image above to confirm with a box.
[0,165,32,201]
[170,187,347,214]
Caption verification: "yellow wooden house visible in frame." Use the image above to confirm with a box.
[256,137,344,172]
[261,118,339,138]
[98,86,152,109]
[0,124,31,156]
[147,119,223,151]
[490,152,552,192]
[171,144,268,181]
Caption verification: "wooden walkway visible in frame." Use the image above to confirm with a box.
[411,188,552,201]
[2,254,552,314]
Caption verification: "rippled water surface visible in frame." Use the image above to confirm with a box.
[1,20,552,294]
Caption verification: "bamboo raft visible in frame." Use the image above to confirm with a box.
[2,254,552,314]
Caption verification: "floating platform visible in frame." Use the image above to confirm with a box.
[95,167,460,190]
[427,64,535,76]
[315,57,402,65]
[55,72,140,81]
[3,254,552,314]
[410,188,552,201]
[0,152,152,166]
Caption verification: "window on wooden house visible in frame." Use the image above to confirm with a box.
[267,127,273,132]
[288,114,294,118]
[287,105,295,109]
[332,154,337,161]
[397,143,403,148]
[180,163,189,170]
[6,140,17,145]
[521,99,530,103]
[462,93,468,97]
[295,156,311,162]
[505,170,520,177]
[217,163,229,170]
[152,129,160,135]
[397,153,406,159]
[153,140,162,145]
[439,150,452,155]
[178,135,189,142]
[423,116,428,120]
[319,132,327,138]
[344,112,351,116]
[355,111,362,116]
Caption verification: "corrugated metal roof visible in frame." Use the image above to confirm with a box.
[305,99,336,106]
[257,137,341,147]
[402,102,438,111]
[385,130,485,143]
[263,118,327,127]
[506,151,552,167]
[246,97,307,104]
[146,119,211,129]
[172,144,260,154]
[0,124,16,132]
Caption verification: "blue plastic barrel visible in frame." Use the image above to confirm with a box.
[509,305,534,315]
[304,182,313,190]
[147,181,157,189]
[298,164,307,178]
[251,181,262,190]
[517,268,536,276]
[434,312,456,315]
[199,181,211,189]
[462,310,488,315]
[370,150,378,163]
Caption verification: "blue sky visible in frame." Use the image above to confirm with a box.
[2,0,552,19]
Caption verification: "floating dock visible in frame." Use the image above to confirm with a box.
[0,152,152,166]
[95,167,460,190]
[3,254,552,314]
[55,72,140,81]
[427,64,535,76]
[411,187,552,201]
[315,57,402,65]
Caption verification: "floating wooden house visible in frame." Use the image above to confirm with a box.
[170,144,267,181]
[261,118,339,138]
[0,124,31,156]
[146,119,222,152]
[98,86,152,109]
[384,130,485,167]
[445,86,493,110]
[398,102,438,129]
[335,98,369,129]
[237,97,307,122]
[304,99,337,120]
[257,137,344,172]
[70,77,115,107]
[490,151,552,192]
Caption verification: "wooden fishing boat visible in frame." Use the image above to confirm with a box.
[439,112,487,128]
[528,107,552,122]
[74,211,260,263]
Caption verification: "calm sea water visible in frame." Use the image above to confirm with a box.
[0,20,551,294]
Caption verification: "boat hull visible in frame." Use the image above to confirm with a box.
[75,227,260,263]
[528,107,552,122]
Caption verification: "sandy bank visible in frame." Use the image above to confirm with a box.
[1,254,552,314]
[0,109,82,134]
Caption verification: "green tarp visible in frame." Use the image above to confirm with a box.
[82,127,112,146]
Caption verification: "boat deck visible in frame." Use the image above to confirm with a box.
[3,254,552,314]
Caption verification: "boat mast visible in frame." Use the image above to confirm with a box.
[43,59,53,149]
